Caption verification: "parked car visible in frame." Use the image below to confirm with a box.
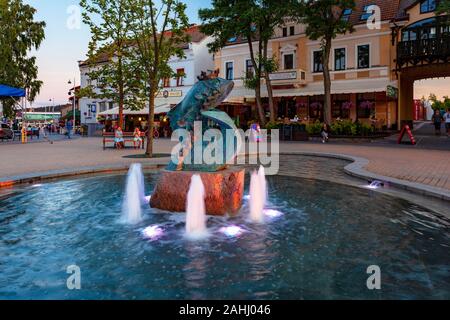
[0,123,14,140]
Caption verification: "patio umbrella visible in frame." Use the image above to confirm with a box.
[0,84,26,98]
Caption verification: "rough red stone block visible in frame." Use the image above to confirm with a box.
[150,168,245,216]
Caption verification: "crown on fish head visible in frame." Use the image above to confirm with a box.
[197,69,220,81]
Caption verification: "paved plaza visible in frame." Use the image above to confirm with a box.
[1,129,449,195]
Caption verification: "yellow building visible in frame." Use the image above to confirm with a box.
[215,0,450,130]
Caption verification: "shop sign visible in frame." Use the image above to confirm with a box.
[269,71,297,81]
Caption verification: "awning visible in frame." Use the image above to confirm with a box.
[225,78,396,102]
[0,84,26,98]
[98,101,175,117]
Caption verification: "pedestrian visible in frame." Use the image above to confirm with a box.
[40,124,53,144]
[443,108,450,137]
[66,119,73,139]
[431,109,444,136]
[321,123,330,143]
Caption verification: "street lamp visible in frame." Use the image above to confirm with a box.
[68,79,76,134]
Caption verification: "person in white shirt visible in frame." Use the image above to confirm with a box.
[444,108,450,137]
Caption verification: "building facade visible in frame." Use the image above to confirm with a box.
[215,0,450,130]
[78,25,215,132]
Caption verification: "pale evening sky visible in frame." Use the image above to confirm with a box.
[23,0,449,107]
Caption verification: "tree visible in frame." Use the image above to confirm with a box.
[200,0,289,126]
[295,0,355,124]
[126,0,190,157]
[80,0,141,129]
[0,0,45,118]
[437,0,450,15]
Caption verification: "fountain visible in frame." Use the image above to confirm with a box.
[122,163,146,224]
[367,180,384,189]
[150,72,245,216]
[249,166,267,223]
[185,175,207,237]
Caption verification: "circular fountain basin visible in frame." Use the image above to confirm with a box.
[0,173,449,300]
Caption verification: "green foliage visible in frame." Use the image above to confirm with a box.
[0,0,46,117]
[437,0,450,15]
[293,0,355,124]
[306,121,323,135]
[125,0,190,100]
[199,0,292,124]
[79,0,142,113]
[429,93,450,111]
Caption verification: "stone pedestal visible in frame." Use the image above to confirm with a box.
[150,168,245,216]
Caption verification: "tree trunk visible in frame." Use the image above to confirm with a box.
[322,38,332,125]
[263,40,275,123]
[146,84,156,157]
[255,83,266,127]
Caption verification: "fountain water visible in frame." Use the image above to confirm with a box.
[122,163,146,224]
[249,166,267,223]
[186,175,207,237]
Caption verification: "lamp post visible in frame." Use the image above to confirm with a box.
[68,79,76,134]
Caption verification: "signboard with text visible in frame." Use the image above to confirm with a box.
[156,90,183,98]
[269,71,298,81]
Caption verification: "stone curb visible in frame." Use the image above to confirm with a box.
[280,151,450,202]
[0,162,167,188]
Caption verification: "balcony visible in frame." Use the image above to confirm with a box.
[268,68,307,87]
[397,15,450,68]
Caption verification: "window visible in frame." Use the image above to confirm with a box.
[313,51,323,73]
[357,94,375,119]
[334,48,346,71]
[99,102,107,113]
[290,26,295,36]
[342,9,352,21]
[245,59,254,78]
[420,0,436,13]
[283,27,288,37]
[284,54,294,70]
[357,44,370,69]
[109,102,114,110]
[225,62,234,80]
[332,95,351,119]
[360,4,375,21]
[163,77,170,87]
[176,68,185,86]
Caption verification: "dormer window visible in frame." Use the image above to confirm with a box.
[420,0,436,14]
[342,9,352,21]
[360,4,375,21]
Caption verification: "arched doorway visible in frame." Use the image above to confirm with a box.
[396,15,450,128]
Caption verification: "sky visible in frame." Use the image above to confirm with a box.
[24,0,449,107]
[24,0,212,107]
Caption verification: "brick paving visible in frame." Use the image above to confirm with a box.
[0,136,449,193]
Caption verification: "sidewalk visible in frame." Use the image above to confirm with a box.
[0,137,449,195]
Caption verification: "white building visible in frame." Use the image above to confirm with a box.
[78,25,215,133]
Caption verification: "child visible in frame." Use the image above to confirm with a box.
[133,127,142,149]
[321,123,330,143]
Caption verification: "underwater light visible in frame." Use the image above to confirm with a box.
[219,225,244,237]
[142,225,164,240]
[32,184,43,187]
[264,209,283,218]
[144,195,152,203]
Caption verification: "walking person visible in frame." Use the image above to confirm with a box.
[431,109,444,136]
[40,124,53,144]
[443,108,450,137]
[66,119,73,139]
[321,123,330,143]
